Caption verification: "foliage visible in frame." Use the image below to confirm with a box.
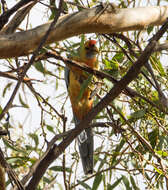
[0,0,168,190]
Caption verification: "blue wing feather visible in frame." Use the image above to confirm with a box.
[64,66,70,89]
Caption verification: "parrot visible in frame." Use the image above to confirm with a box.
[64,39,99,174]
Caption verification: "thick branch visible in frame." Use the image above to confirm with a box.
[0,5,168,58]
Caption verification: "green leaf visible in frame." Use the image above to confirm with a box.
[79,34,85,53]
[157,135,165,150]
[103,58,112,69]
[3,139,27,155]
[3,82,12,97]
[19,94,29,108]
[0,106,2,114]
[130,109,146,119]
[155,150,168,157]
[34,61,45,74]
[148,129,158,149]
[97,155,107,171]
[111,139,125,165]
[150,56,166,76]
[77,75,93,101]
[49,1,56,20]
[116,139,125,152]
[46,124,55,134]
[153,167,164,175]
[28,133,39,147]
[49,166,72,173]
[94,146,103,165]
[103,57,120,78]
[74,0,84,11]
[43,176,51,184]
[107,177,122,189]
[92,173,102,190]
[130,176,140,190]
[147,26,154,35]
[63,2,68,12]
[25,145,34,152]
[64,41,80,59]
[55,92,66,99]
[7,156,29,165]
[122,175,132,190]
[112,53,124,63]
[77,180,92,189]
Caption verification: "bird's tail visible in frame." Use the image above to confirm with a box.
[78,127,94,174]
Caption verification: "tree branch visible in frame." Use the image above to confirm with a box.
[0,5,168,58]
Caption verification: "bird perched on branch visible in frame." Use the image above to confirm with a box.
[65,39,99,174]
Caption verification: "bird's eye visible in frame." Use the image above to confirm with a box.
[85,47,90,50]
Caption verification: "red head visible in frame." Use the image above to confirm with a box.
[84,40,98,54]
[83,40,98,63]
[88,40,97,46]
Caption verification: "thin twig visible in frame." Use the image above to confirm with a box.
[0,0,35,30]
[24,1,64,189]
[0,0,63,121]
[0,1,36,35]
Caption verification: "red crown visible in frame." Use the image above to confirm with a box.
[89,40,97,46]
